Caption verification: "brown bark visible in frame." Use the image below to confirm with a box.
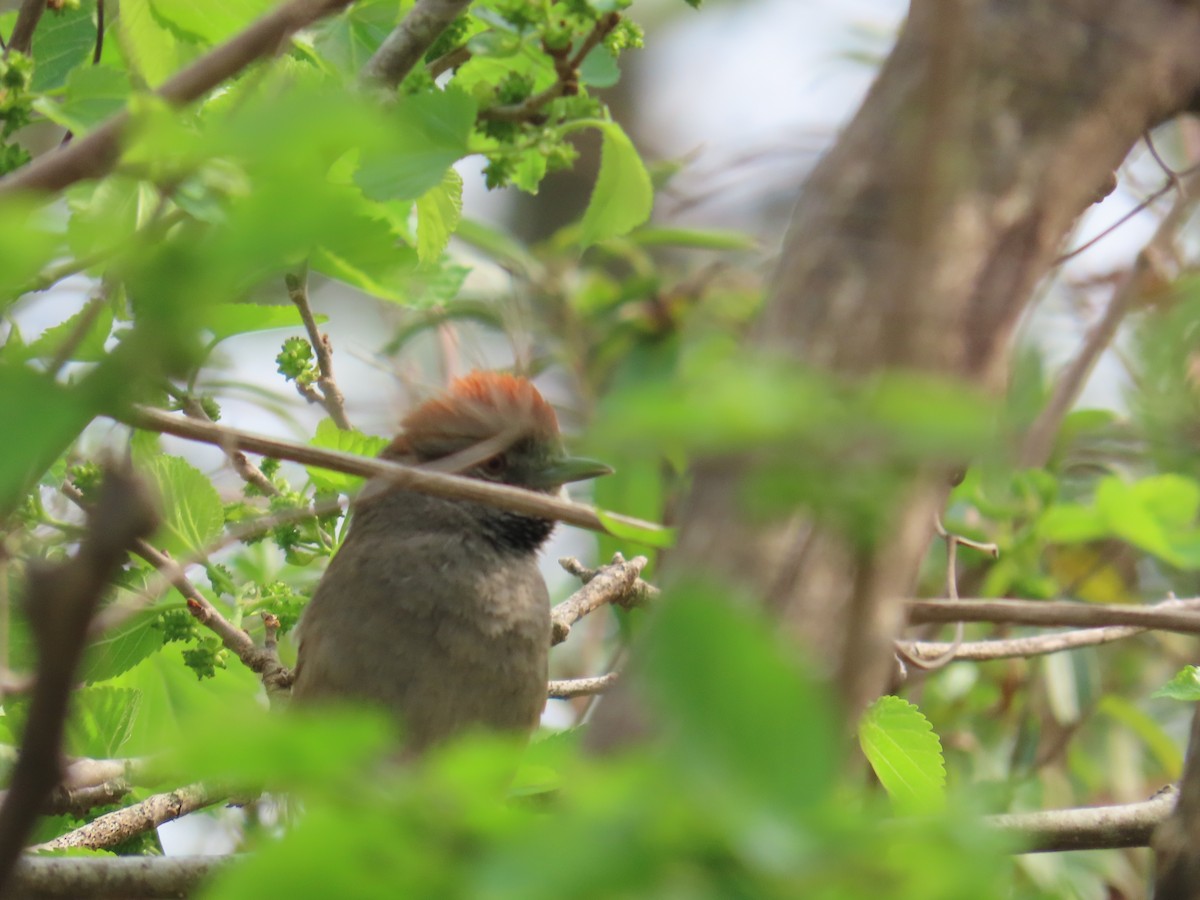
[603,0,1200,734]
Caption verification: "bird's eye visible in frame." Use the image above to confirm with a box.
[479,454,507,478]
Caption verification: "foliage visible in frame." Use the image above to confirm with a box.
[0,1,1193,898]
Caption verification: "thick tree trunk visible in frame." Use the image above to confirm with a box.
[600,0,1200,734]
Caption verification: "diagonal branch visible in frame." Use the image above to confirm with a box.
[32,783,219,852]
[285,269,351,430]
[0,467,158,897]
[0,0,356,197]
[551,554,648,645]
[120,405,666,538]
[6,0,46,56]
[360,0,474,89]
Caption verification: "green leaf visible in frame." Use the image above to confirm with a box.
[356,88,477,201]
[640,581,838,816]
[578,44,619,88]
[202,303,319,346]
[0,365,96,515]
[0,200,62,305]
[34,64,132,135]
[858,695,946,815]
[30,2,97,92]
[118,0,188,86]
[66,686,141,758]
[307,419,388,493]
[578,122,653,248]
[416,168,463,265]
[313,0,398,76]
[1153,666,1200,702]
[14,302,113,364]
[80,607,170,684]
[595,508,674,549]
[142,455,225,558]
[1098,694,1183,777]
[1037,503,1108,544]
[149,0,278,45]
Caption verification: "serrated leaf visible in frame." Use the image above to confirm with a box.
[415,168,463,265]
[119,0,184,87]
[66,686,142,758]
[1153,665,1200,702]
[579,122,653,248]
[306,419,388,493]
[143,455,225,558]
[80,607,168,684]
[149,0,278,45]
[858,695,946,815]
[13,302,113,364]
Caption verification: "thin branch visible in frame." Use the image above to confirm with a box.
[176,395,280,497]
[988,787,1177,853]
[551,554,648,645]
[285,269,351,430]
[33,783,219,852]
[1021,168,1200,467]
[361,0,475,89]
[559,555,659,604]
[548,672,618,699]
[907,597,1200,634]
[902,596,1200,662]
[427,44,471,78]
[6,0,46,56]
[120,405,667,538]
[0,467,158,897]
[44,780,131,817]
[0,0,357,197]
[62,482,293,695]
[10,855,224,899]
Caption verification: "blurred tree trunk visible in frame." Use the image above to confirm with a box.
[592,0,1200,736]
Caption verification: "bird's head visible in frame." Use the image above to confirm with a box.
[384,372,612,492]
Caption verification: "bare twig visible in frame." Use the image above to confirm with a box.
[1021,168,1200,467]
[551,554,648,645]
[0,468,158,897]
[33,784,219,852]
[10,855,224,899]
[44,780,131,817]
[0,0,356,196]
[548,672,618,699]
[907,597,1200,634]
[902,596,1200,662]
[120,405,666,538]
[427,44,470,78]
[285,269,351,430]
[559,556,659,604]
[176,395,280,497]
[989,787,1178,853]
[6,0,46,56]
[361,0,474,89]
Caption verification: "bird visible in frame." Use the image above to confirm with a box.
[290,371,612,753]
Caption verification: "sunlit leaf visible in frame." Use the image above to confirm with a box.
[858,696,946,815]
[579,122,653,248]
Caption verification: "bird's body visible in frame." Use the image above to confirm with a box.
[291,373,609,752]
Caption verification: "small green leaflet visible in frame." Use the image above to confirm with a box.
[416,169,464,265]
[596,508,675,548]
[858,695,946,815]
[307,419,388,494]
[1154,666,1200,701]
[579,122,653,248]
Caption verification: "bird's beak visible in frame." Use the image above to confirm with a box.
[533,455,614,488]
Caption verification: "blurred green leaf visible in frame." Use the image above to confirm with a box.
[149,0,278,45]
[142,455,225,558]
[629,226,757,251]
[356,88,477,201]
[12,302,113,364]
[579,122,653,248]
[640,581,838,817]
[595,508,674,549]
[34,64,132,134]
[1097,694,1182,777]
[119,0,189,87]
[202,303,318,345]
[859,696,946,815]
[66,686,141,759]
